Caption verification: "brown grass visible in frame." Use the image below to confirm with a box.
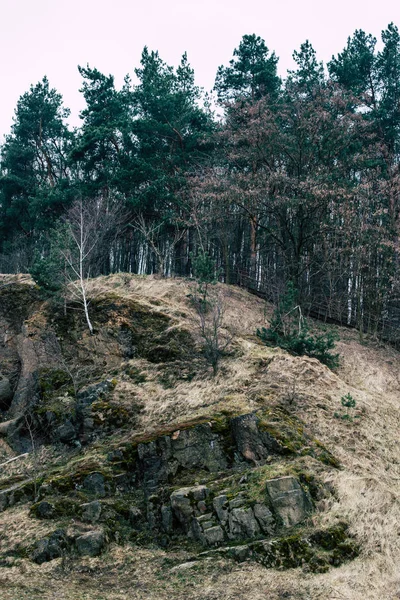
[2,274,400,599]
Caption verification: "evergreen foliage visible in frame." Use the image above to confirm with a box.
[1,28,400,345]
[257,283,340,369]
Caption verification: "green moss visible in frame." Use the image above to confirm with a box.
[258,408,307,454]
[91,400,131,428]
[252,531,314,569]
[124,365,147,383]
[309,522,350,550]
[257,407,340,467]
[313,440,341,468]
[224,523,359,573]
[38,368,73,396]
[30,497,79,519]
[36,368,75,422]
[41,459,114,496]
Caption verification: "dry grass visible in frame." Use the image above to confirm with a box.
[2,274,400,599]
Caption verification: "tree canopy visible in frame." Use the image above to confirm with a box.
[2,28,400,344]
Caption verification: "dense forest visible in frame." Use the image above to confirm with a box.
[1,25,400,342]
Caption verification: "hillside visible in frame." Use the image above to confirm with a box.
[0,274,399,600]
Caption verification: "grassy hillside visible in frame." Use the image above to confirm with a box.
[0,274,399,599]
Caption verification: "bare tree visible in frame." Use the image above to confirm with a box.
[61,196,126,334]
[193,289,232,376]
[130,213,186,276]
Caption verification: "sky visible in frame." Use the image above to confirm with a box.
[0,0,399,139]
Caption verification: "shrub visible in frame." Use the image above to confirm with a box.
[334,393,357,421]
[190,250,230,375]
[257,283,339,369]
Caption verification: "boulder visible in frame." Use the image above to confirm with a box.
[34,501,55,519]
[231,413,280,464]
[161,505,173,533]
[170,488,197,531]
[253,503,275,534]
[170,485,213,538]
[203,525,225,545]
[31,529,67,564]
[75,530,105,557]
[76,380,115,408]
[81,500,102,523]
[169,425,227,472]
[228,507,260,539]
[137,424,227,492]
[266,476,313,527]
[213,494,229,526]
[54,421,77,444]
[82,473,106,498]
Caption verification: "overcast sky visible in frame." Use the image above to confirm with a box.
[0,0,398,139]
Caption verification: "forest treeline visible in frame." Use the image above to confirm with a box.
[1,26,400,341]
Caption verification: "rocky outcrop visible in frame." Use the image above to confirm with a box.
[136,424,228,493]
[31,527,106,563]
[231,413,281,463]
[130,409,334,497]
[200,522,359,573]
[266,476,313,527]
[166,477,311,547]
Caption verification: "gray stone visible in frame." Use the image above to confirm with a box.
[213,494,229,525]
[137,424,227,491]
[229,493,247,509]
[83,417,95,431]
[170,488,195,531]
[0,377,12,407]
[76,380,115,407]
[161,505,173,533]
[189,517,204,541]
[171,425,227,472]
[170,486,210,532]
[34,501,55,519]
[81,500,102,523]
[113,473,130,492]
[228,507,260,539]
[231,413,280,464]
[190,485,209,502]
[31,530,67,564]
[197,500,207,513]
[200,520,214,530]
[265,476,313,527]
[54,421,77,443]
[225,545,251,562]
[83,472,106,498]
[202,545,250,562]
[75,530,105,557]
[203,525,225,545]
[196,513,214,523]
[146,496,160,529]
[107,449,123,462]
[253,503,275,534]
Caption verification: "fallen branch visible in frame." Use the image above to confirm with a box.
[0,453,29,469]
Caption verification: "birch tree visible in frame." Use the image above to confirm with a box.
[61,196,125,334]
